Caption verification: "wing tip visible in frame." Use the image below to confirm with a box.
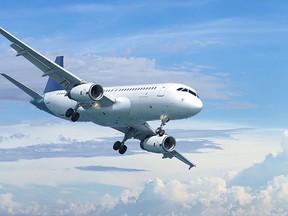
[1,73,7,77]
[188,164,196,170]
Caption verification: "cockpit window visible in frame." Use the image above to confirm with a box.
[177,87,199,98]
[189,90,196,97]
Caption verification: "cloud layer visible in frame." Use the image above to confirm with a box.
[1,175,288,216]
[229,130,288,189]
[0,50,236,101]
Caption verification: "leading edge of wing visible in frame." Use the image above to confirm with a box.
[0,27,84,91]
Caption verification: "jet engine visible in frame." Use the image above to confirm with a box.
[69,83,103,103]
[140,135,176,154]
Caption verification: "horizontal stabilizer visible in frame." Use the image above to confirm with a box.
[1,73,42,100]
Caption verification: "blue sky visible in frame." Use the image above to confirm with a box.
[0,0,288,215]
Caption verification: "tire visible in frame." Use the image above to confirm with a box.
[155,127,161,134]
[159,129,165,137]
[119,145,127,154]
[71,112,80,122]
[65,108,74,118]
[113,141,122,151]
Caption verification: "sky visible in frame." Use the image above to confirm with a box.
[0,0,288,215]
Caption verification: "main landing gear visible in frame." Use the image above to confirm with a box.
[113,141,127,154]
[65,104,81,122]
[113,127,135,155]
[155,115,170,137]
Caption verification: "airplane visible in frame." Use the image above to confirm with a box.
[0,27,203,170]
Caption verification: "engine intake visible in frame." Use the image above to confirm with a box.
[69,83,103,103]
[140,135,176,154]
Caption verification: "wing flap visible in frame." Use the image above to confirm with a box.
[0,27,84,91]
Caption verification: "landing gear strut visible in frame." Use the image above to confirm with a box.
[65,104,81,122]
[155,114,170,137]
[113,127,135,155]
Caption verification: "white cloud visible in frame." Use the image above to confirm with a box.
[106,176,288,216]
[1,175,288,215]
[0,49,236,101]
[229,130,288,189]
[64,54,236,100]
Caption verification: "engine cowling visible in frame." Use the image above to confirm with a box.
[140,135,176,154]
[69,83,103,103]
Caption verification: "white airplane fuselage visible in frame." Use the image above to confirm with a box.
[41,83,203,127]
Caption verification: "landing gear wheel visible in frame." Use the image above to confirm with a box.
[155,114,170,136]
[65,108,74,118]
[113,141,122,151]
[119,145,127,154]
[155,127,165,136]
[159,129,165,136]
[71,112,80,122]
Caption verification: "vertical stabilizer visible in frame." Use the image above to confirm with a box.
[43,56,64,93]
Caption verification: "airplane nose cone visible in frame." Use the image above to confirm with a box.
[194,98,203,114]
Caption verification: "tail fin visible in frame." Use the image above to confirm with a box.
[43,56,64,93]
[1,73,42,100]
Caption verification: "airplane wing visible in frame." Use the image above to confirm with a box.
[0,27,115,107]
[0,27,84,91]
[114,122,196,169]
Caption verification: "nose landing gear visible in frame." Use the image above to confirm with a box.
[155,114,170,137]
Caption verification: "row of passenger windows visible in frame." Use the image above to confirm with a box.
[177,87,199,98]
[104,86,157,92]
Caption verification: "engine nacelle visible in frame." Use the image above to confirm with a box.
[69,83,103,103]
[140,135,176,154]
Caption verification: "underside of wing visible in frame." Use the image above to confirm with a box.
[113,122,155,141]
[113,122,196,169]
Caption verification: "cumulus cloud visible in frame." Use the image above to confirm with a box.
[2,176,288,216]
[229,130,288,189]
[0,193,96,216]
[103,176,288,216]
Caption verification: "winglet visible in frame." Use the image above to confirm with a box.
[1,73,42,100]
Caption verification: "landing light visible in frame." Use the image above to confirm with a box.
[92,102,101,109]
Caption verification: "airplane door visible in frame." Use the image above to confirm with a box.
[157,85,167,97]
